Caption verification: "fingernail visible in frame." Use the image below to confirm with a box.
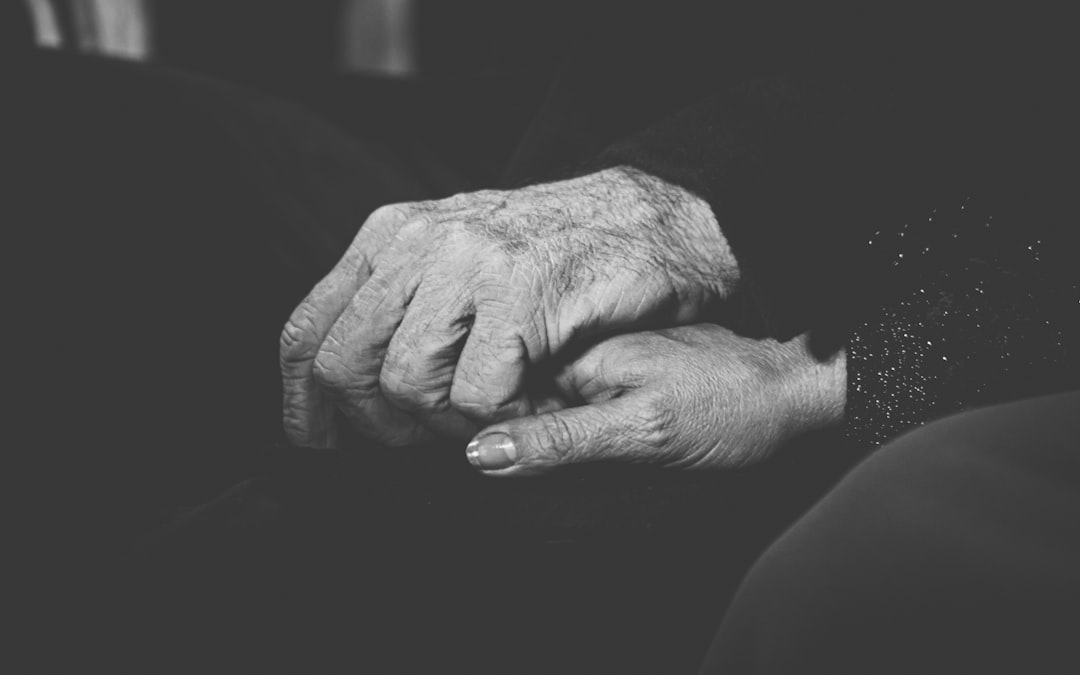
[466,432,517,471]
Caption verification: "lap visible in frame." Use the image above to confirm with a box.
[701,389,1080,674]
[3,54,459,617]
[15,51,1076,675]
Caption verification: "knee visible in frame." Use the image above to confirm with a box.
[701,397,1080,674]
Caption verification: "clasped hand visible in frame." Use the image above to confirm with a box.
[281,167,842,471]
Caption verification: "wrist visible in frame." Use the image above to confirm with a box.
[776,333,847,439]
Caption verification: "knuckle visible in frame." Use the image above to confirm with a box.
[279,304,321,365]
[452,397,503,422]
[364,203,425,254]
[379,368,449,412]
[281,411,311,443]
[311,349,348,391]
[449,386,506,422]
[396,215,434,242]
[634,395,678,451]
[443,191,471,207]
[441,189,489,210]
[536,414,578,462]
[450,363,529,423]
[367,203,411,228]
[312,348,384,401]
[473,282,520,313]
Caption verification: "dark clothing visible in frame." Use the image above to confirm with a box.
[572,6,1080,442]
[5,4,1080,671]
[9,52,819,674]
[421,2,1080,447]
[700,390,1080,675]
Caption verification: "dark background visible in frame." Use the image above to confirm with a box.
[9,2,1070,672]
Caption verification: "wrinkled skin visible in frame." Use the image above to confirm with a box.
[281,167,739,448]
[465,324,847,475]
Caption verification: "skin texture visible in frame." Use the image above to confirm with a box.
[280,167,740,449]
[465,325,847,475]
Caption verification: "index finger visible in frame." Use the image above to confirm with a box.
[280,205,408,447]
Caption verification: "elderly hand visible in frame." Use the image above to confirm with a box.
[281,167,739,447]
[465,325,846,475]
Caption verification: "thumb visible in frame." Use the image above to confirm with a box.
[465,395,654,475]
